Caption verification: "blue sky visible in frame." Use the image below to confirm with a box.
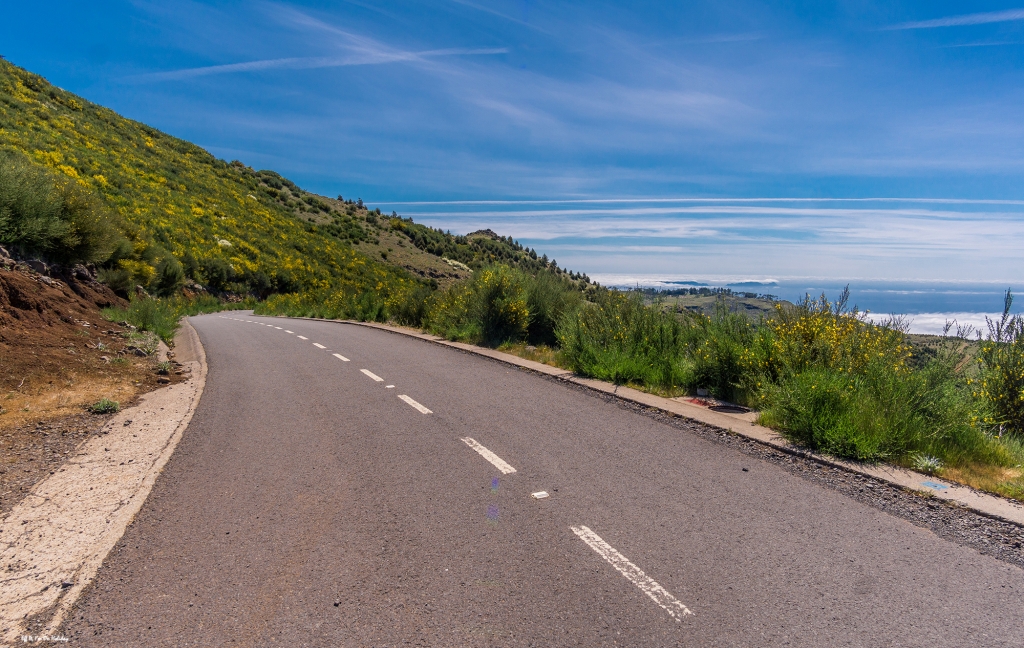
[3,1,1024,294]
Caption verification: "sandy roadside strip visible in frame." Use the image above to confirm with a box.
[0,319,207,645]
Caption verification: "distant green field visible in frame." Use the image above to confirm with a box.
[640,289,787,320]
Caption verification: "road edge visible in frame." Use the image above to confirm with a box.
[0,319,208,645]
[268,314,1024,527]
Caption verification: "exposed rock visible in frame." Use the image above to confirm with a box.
[25,259,49,275]
[71,264,95,282]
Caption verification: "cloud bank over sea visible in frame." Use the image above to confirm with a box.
[388,198,1024,305]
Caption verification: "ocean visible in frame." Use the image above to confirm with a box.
[588,275,1021,335]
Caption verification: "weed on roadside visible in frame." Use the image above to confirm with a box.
[88,398,119,414]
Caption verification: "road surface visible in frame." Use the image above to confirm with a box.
[65,313,1024,646]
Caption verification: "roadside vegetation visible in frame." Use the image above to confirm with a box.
[552,286,1023,498]
[102,295,257,343]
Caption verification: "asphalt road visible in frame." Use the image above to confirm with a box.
[65,313,1024,647]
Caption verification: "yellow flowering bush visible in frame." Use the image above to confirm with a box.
[425,265,532,344]
[744,288,911,384]
[975,291,1024,436]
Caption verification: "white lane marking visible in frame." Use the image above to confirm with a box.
[285,330,294,334]
[361,369,384,382]
[532,491,549,499]
[398,395,432,414]
[332,353,350,362]
[570,525,693,621]
[274,326,282,330]
[385,385,394,389]
[297,335,308,340]
[460,438,515,474]
[313,343,327,349]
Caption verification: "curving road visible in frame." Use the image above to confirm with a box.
[65,313,1024,646]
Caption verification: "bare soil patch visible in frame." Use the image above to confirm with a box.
[0,266,184,514]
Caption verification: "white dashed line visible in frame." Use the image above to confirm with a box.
[385,385,394,389]
[332,353,350,362]
[285,330,294,334]
[570,525,693,621]
[274,326,282,330]
[297,336,308,340]
[398,395,432,414]
[460,438,515,474]
[532,491,549,499]
[313,343,326,349]
[361,369,384,382]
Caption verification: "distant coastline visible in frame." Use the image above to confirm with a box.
[591,275,1022,334]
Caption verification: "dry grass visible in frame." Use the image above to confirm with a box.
[0,362,156,430]
[496,342,569,369]
[941,463,1024,501]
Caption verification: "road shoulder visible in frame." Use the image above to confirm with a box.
[0,319,208,645]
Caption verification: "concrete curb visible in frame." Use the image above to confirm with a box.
[270,314,1024,527]
[0,320,209,645]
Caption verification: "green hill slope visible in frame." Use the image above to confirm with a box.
[0,60,587,311]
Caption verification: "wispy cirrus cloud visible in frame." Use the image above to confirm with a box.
[885,8,1024,30]
[132,47,508,81]
[130,2,507,81]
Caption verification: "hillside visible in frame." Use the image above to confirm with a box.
[0,60,587,304]
[640,287,786,320]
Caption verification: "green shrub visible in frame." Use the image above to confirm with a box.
[474,265,530,345]
[200,257,235,290]
[151,254,185,297]
[89,398,120,414]
[423,265,580,346]
[525,270,583,346]
[0,151,124,264]
[759,339,1012,467]
[96,266,133,293]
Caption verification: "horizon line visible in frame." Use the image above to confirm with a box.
[376,197,1024,206]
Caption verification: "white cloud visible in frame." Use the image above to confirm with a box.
[133,48,507,81]
[886,9,1024,30]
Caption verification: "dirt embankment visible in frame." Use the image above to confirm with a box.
[0,265,184,515]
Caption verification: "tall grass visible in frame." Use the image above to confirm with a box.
[556,286,1021,475]
[103,295,256,342]
[557,291,751,398]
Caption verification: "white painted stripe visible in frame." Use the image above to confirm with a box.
[313,343,326,349]
[460,437,515,474]
[274,326,282,330]
[285,330,294,334]
[297,335,308,340]
[570,525,692,621]
[361,369,384,382]
[398,394,432,414]
[532,491,549,499]
[332,353,350,362]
